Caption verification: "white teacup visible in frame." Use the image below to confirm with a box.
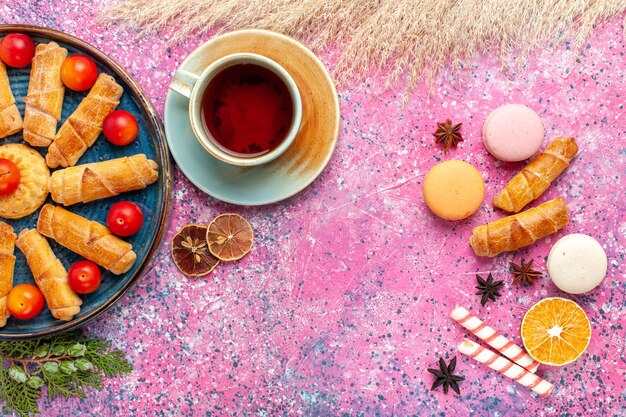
[170,53,302,166]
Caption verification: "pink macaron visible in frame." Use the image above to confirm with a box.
[483,104,545,162]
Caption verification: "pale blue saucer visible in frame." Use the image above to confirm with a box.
[164,29,340,206]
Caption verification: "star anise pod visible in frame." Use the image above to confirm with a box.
[433,119,463,153]
[475,273,504,306]
[428,356,464,395]
[510,259,542,286]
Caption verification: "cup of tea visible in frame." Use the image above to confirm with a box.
[170,53,302,166]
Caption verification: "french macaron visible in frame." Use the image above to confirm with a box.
[483,104,544,162]
[423,160,485,220]
[547,233,608,294]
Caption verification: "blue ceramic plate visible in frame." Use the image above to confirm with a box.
[0,25,170,339]
[164,29,340,205]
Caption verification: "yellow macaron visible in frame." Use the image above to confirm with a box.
[423,160,485,220]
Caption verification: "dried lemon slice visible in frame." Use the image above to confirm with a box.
[521,297,591,366]
[206,214,253,261]
[171,224,219,277]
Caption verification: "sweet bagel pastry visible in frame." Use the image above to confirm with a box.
[46,73,123,168]
[37,204,137,275]
[49,154,159,206]
[0,60,23,139]
[0,222,16,327]
[23,42,68,147]
[16,228,82,321]
[0,144,50,219]
[493,137,578,213]
[470,197,569,257]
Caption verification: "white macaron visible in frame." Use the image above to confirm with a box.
[547,233,608,294]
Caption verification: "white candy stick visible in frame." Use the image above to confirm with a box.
[457,338,554,397]
[450,305,540,373]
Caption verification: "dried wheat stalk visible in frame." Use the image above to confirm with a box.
[101,0,626,88]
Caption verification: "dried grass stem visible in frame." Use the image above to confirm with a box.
[101,0,626,88]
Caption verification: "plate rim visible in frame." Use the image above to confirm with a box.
[0,24,172,340]
[164,28,340,206]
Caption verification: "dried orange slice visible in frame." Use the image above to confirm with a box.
[171,224,219,277]
[206,214,254,261]
[521,297,591,366]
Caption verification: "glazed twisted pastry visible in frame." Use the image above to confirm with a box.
[23,42,67,146]
[0,222,16,327]
[49,154,159,206]
[46,73,123,168]
[493,137,578,213]
[16,229,82,321]
[37,204,136,275]
[0,60,22,138]
[470,197,569,257]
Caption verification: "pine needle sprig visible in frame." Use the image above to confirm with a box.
[0,331,133,416]
[42,369,105,400]
[0,340,39,359]
[73,337,133,377]
[86,348,133,377]
[0,367,41,416]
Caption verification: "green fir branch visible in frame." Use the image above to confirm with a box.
[0,366,40,417]
[85,348,133,377]
[0,340,39,359]
[42,369,103,400]
[0,331,133,416]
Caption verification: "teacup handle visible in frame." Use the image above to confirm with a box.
[169,69,201,98]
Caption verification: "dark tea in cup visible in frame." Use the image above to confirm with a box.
[200,63,294,157]
[171,52,302,166]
